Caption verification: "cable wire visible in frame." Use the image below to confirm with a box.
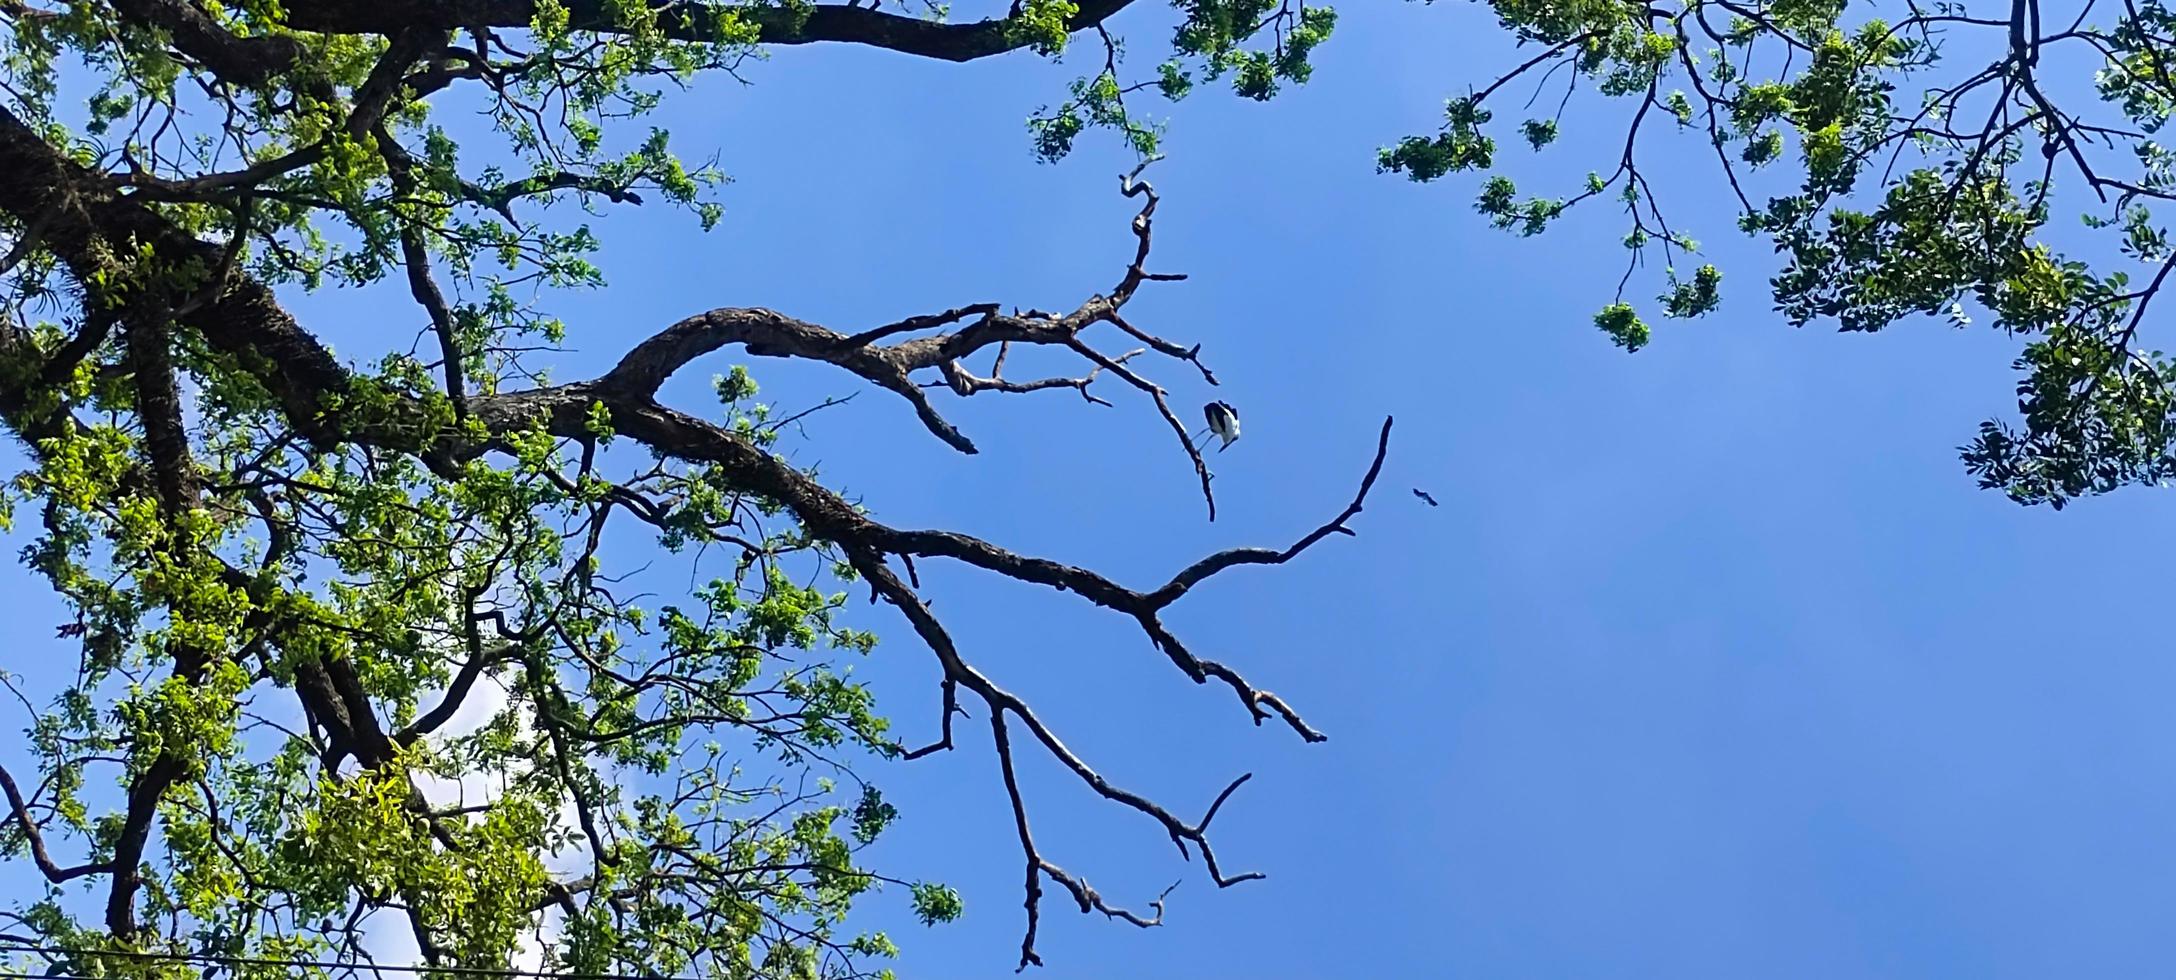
[0,942,696,980]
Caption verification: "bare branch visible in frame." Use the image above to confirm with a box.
[837,303,1002,350]
[0,763,109,884]
[1150,416,1395,607]
[938,346,1142,406]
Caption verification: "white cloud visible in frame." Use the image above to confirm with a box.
[408,666,514,811]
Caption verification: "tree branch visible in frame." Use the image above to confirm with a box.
[278,0,1139,64]
[107,0,310,85]
[0,762,109,884]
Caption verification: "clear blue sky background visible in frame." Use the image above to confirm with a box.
[12,2,2176,977]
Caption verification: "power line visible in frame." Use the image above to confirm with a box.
[3,972,197,980]
[0,943,696,980]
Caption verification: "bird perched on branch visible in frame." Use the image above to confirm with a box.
[1196,401,1240,453]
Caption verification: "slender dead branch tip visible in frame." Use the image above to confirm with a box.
[1153,880,1181,916]
[1120,154,1166,197]
[897,676,958,760]
[1149,415,1395,607]
[1200,772,1252,829]
[838,302,1001,350]
[891,378,979,453]
[992,710,1049,973]
[1109,160,1170,308]
[1062,337,1218,519]
[1040,860,1172,928]
[1102,310,1218,386]
[937,347,1141,406]
[858,549,1282,969]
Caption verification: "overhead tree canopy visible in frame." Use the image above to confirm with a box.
[0,1,1388,977]
[1373,0,2176,508]
[0,0,2165,975]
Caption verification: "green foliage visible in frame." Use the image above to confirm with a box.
[1344,0,2176,506]
[1031,72,1165,164]
[0,0,934,962]
[1594,302,1650,352]
[1521,118,1560,150]
[1030,0,1336,160]
[1475,175,1565,236]
[0,328,928,974]
[1661,265,1723,319]
[1378,97,1496,181]
[909,882,965,926]
[1010,0,1080,54]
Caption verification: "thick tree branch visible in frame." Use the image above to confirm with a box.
[595,159,1217,509]
[107,0,310,85]
[115,28,446,201]
[278,0,1138,63]
[6,97,1222,512]
[103,312,213,937]
[0,763,109,884]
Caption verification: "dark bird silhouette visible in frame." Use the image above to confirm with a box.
[1196,401,1241,452]
[1412,488,1439,507]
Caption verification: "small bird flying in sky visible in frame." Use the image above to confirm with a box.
[1198,401,1241,453]
[1412,488,1439,507]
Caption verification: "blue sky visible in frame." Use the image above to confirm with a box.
[14,1,2176,977]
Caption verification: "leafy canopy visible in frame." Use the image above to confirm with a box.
[1362,0,2176,508]
[0,0,2163,976]
[0,0,1387,977]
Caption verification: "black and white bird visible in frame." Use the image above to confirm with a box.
[1412,488,1439,507]
[1198,401,1241,453]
